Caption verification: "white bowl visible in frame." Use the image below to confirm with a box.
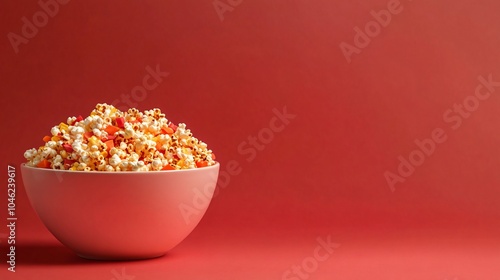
[21,163,219,260]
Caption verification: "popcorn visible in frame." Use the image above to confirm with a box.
[109,154,121,167]
[24,148,37,161]
[51,126,60,136]
[24,103,216,171]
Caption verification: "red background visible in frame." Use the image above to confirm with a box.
[1,0,500,279]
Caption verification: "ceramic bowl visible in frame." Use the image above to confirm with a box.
[21,163,219,260]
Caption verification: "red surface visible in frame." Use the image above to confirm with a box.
[1,0,500,279]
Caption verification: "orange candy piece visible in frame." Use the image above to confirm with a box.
[105,125,120,136]
[196,161,209,168]
[161,127,174,135]
[37,159,51,168]
[105,139,114,151]
[162,165,175,170]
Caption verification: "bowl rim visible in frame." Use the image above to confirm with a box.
[20,162,219,174]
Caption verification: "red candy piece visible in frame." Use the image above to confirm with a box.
[115,117,125,128]
[168,122,178,132]
[84,131,93,140]
[62,144,73,153]
[63,159,76,169]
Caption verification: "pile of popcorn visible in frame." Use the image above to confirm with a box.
[24,103,216,171]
